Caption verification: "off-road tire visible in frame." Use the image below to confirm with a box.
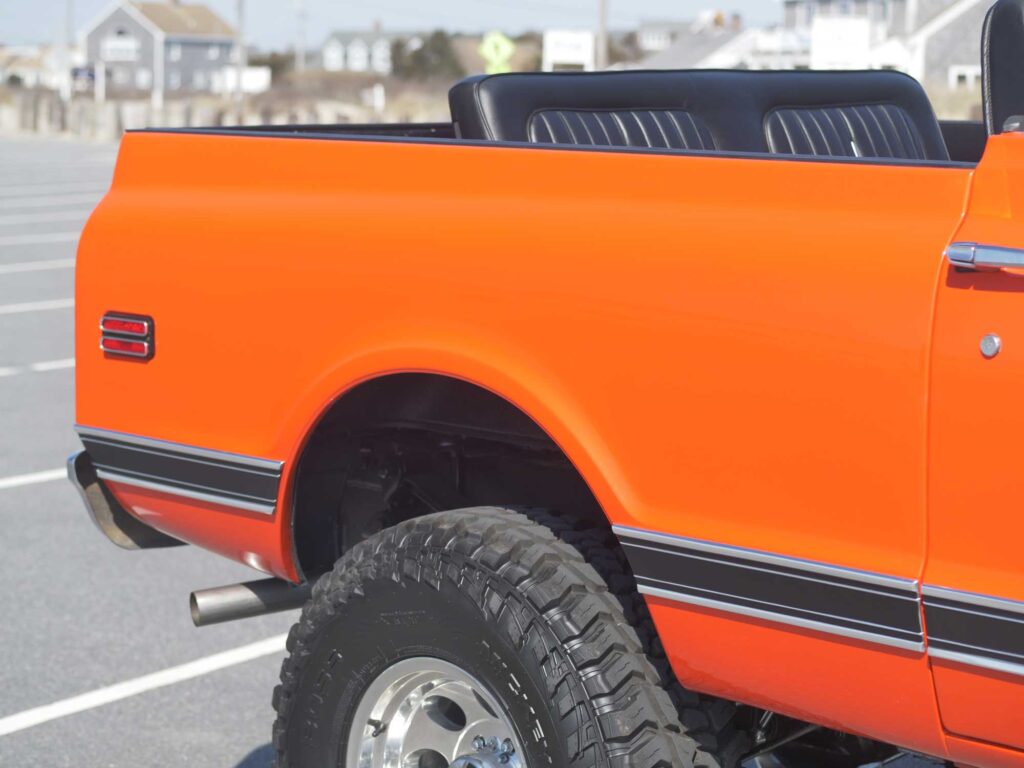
[272,508,749,767]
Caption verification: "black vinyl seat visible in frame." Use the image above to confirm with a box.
[983,0,1024,134]
[449,69,949,162]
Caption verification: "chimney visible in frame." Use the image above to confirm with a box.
[731,13,742,31]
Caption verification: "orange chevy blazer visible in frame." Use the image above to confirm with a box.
[69,4,1024,767]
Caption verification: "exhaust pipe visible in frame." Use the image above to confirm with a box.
[190,577,313,627]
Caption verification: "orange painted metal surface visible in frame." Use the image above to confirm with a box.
[647,597,948,758]
[74,130,1024,763]
[926,133,1024,755]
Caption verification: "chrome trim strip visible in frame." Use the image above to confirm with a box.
[76,425,284,472]
[928,635,1024,662]
[97,469,276,516]
[83,434,280,478]
[922,584,1024,617]
[626,540,919,601]
[637,574,921,635]
[928,648,1024,679]
[92,464,273,504]
[612,525,918,591]
[638,584,925,652]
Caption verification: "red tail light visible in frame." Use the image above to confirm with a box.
[101,313,154,360]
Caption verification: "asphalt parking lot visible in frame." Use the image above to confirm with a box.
[0,136,295,767]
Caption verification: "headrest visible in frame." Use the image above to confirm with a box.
[983,0,1024,134]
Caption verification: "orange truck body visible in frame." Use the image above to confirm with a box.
[74,128,1024,766]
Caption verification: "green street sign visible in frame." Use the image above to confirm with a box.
[479,31,516,74]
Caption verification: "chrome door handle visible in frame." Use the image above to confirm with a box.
[947,242,1024,270]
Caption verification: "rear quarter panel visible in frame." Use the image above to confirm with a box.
[77,132,972,755]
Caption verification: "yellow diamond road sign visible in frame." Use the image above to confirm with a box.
[480,31,516,74]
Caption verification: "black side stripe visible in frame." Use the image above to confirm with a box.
[613,526,924,651]
[923,586,1024,677]
[77,426,283,516]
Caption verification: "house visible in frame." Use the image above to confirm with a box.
[321,31,421,75]
[638,0,990,91]
[82,0,237,105]
[783,0,991,89]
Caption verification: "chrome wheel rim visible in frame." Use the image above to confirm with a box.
[345,657,526,768]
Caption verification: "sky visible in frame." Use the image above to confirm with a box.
[1,1,781,50]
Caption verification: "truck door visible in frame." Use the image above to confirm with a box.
[927,132,1024,753]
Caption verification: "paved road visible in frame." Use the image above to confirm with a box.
[0,136,294,767]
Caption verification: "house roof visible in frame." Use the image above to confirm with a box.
[640,28,742,69]
[324,30,419,45]
[130,2,235,38]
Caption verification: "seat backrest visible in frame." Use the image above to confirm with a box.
[449,69,949,162]
[983,0,1024,134]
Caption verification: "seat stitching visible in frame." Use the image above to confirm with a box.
[629,110,655,147]
[665,111,691,148]
[849,106,882,156]
[794,110,823,155]
[819,109,849,155]
[877,104,911,158]
[573,111,598,145]
[649,111,673,148]
[860,105,895,156]
[557,111,582,144]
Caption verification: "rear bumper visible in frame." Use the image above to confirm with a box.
[67,450,185,550]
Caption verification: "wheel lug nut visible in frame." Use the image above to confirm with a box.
[472,736,486,750]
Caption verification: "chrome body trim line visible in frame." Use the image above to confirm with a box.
[614,525,923,650]
[96,470,277,516]
[928,648,1024,679]
[612,525,918,591]
[638,585,925,652]
[625,540,919,601]
[922,584,1024,616]
[75,425,284,472]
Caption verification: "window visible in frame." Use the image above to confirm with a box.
[101,28,140,62]
[169,70,181,90]
[135,68,152,89]
[112,67,130,86]
[948,65,982,90]
[193,70,208,90]
[208,45,220,61]
[169,43,182,62]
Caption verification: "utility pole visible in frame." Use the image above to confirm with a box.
[596,0,609,70]
[59,0,75,104]
[235,0,247,120]
[294,0,307,73]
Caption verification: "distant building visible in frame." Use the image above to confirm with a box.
[783,0,990,88]
[542,30,597,72]
[321,31,422,75]
[638,0,989,90]
[82,0,240,105]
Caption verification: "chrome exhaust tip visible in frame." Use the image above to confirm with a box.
[190,577,313,627]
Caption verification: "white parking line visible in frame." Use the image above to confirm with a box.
[0,210,91,226]
[30,358,75,372]
[0,298,74,315]
[0,232,79,247]
[1,194,103,210]
[0,359,75,379]
[0,469,67,491]
[0,634,288,737]
[0,259,75,275]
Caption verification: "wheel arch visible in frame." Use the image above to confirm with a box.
[281,357,630,581]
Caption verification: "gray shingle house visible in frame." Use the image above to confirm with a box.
[83,0,236,105]
[781,0,991,87]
